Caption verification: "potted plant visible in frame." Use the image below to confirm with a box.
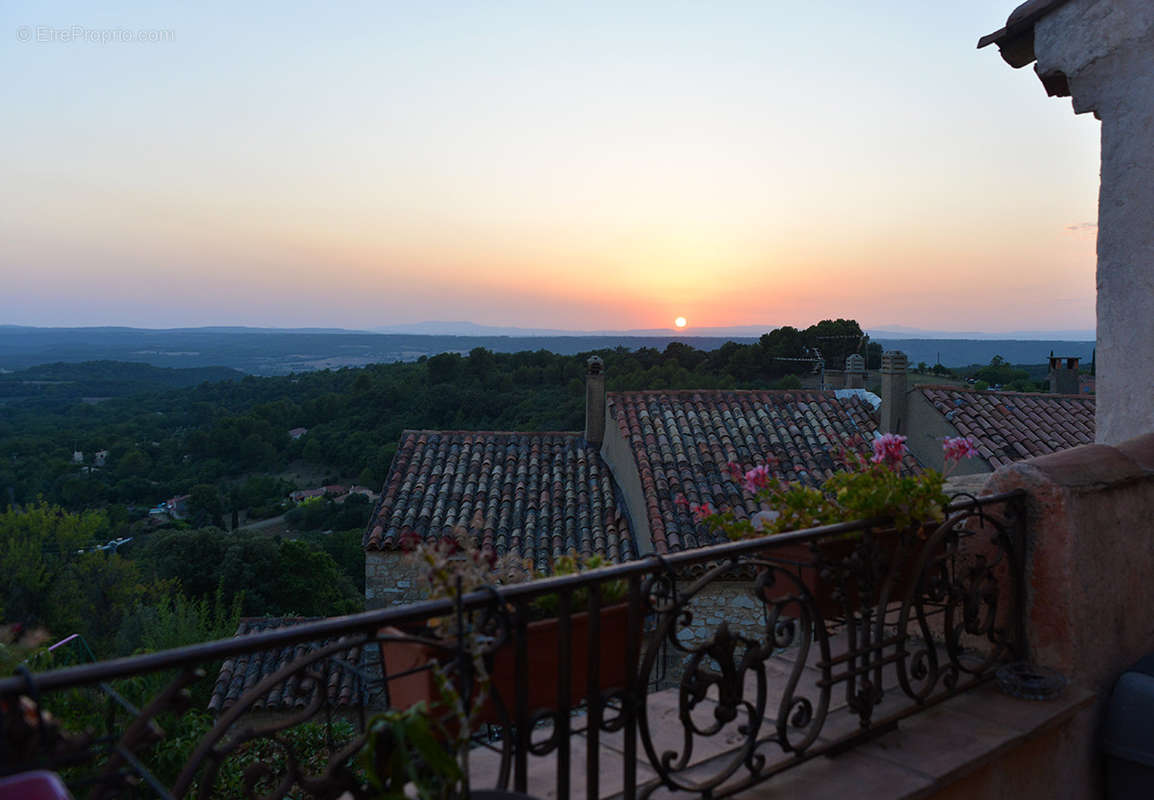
[693,435,980,618]
[379,527,628,724]
[361,701,465,800]
[361,669,541,800]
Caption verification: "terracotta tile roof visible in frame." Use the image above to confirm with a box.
[920,387,1095,469]
[364,431,634,570]
[607,390,894,554]
[208,618,365,715]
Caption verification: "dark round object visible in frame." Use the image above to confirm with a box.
[995,662,1067,700]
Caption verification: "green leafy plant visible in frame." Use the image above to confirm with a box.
[404,516,626,622]
[383,521,628,798]
[697,435,979,540]
[528,553,626,618]
[361,701,463,800]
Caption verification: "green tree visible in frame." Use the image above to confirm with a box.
[188,483,224,527]
[268,540,360,616]
[301,529,366,594]
[0,504,108,626]
[116,588,242,655]
[973,355,1030,388]
[136,529,232,600]
[807,319,866,371]
[285,496,331,531]
[48,553,150,652]
[116,448,152,479]
[426,352,461,384]
[334,493,372,530]
[0,504,158,656]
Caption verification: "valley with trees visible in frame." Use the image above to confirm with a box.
[0,318,1074,669]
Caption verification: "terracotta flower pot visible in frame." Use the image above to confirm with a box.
[379,602,631,724]
[759,527,942,621]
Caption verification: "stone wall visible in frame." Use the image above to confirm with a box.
[987,432,1154,693]
[669,580,767,655]
[365,549,426,609]
[1032,0,1154,443]
[651,579,778,686]
[975,431,1154,797]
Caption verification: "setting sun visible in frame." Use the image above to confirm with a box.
[674,317,688,329]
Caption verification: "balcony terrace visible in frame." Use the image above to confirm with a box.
[0,486,1103,800]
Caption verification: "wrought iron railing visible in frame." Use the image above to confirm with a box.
[0,491,1026,799]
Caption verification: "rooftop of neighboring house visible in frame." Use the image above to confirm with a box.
[363,431,635,571]
[208,617,366,715]
[919,386,1095,468]
[605,389,905,554]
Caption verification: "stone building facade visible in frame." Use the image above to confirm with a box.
[981,0,1154,444]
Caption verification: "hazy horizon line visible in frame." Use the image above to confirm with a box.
[0,321,1098,342]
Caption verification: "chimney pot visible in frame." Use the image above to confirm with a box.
[879,350,909,433]
[1049,355,1080,394]
[585,356,606,445]
[844,353,865,389]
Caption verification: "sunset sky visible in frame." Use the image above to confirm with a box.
[1,1,1101,333]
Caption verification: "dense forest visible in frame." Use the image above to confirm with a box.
[0,319,877,516]
[0,319,873,662]
[0,361,244,400]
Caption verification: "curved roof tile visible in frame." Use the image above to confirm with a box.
[919,387,1094,463]
[607,389,893,554]
[208,617,364,715]
[364,431,634,573]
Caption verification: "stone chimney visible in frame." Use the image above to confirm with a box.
[844,353,866,389]
[584,356,606,445]
[879,351,909,434]
[1049,355,1080,395]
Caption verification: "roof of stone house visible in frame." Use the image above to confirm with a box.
[363,431,635,571]
[607,390,901,554]
[208,617,365,715]
[920,386,1094,468]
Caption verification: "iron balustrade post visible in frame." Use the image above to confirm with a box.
[513,599,530,794]
[623,574,641,800]
[556,589,572,800]
[585,581,601,800]
[1011,491,1030,660]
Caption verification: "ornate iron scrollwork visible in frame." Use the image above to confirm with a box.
[0,493,1026,800]
[633,497,1025,798]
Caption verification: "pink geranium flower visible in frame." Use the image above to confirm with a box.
[871,432,907,468]
[743,465,773,494]
[942,436,979,463]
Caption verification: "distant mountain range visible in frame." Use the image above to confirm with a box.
[372,320,1096,342]
[370,321,773,338]
[867,325,1095,341]
[0,324,1095,375]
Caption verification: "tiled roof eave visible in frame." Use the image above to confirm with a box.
[608,388,889,555]
[364,430,635,568]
